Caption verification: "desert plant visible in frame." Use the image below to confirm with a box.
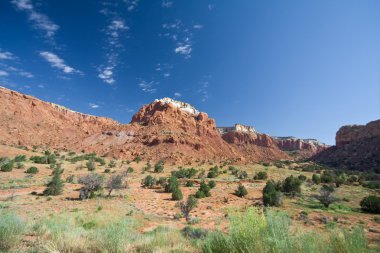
[165,176,179,193]
[207,166,219,178]
[317,185,336,208]
[126,167,134,173]
[360,195,380,214]
[298,174,307,182]
[208,180,216,189]
[263,180,282,207]
[79,173,104,199]
[106,174,126,197]
[254,171,268,180]
[142,175,156,189]
[15,162,25,169]
[1,161,14,172]
[134,156,142,163]
[195,181,211,198]
[13,155,26,162]
[237,170,248,179]
[26,166,39,174]
[179,195,198,221]
[172,167,198,178]
[154,160,165,173]
[86,159,96,171]
[312,174,321,184]
[0,212,25,251]
[186,180,194,187]
[235,183,248,197]
[43,165,64,196]
[282,175,301,197]
[172,187,183,201]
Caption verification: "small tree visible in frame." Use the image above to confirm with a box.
[1,162,14,172]
[282,175,301,197]
[195,181,211,198]
[106,174,125,197]
[26,166,39,174]
[317,185,336,208]
[208,180,216,189]
[172,187,183,200]
[263,181,282,207]
[312,174,321,185]
[86,159,96,171]
[165,176,179,193]
[235,183,248,198]
[79,173,104,199]
[207,166,219,178]
[180,195,198,221]
[254,171,268,180]
[142,175,156,188]
[237,170,248,179]
[154,160,164,173]
[43,166,64,196]
[360,195,380,214]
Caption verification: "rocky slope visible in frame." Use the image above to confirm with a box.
[0,88,293,163]
[313,120,380,171]
[273,137,328,158]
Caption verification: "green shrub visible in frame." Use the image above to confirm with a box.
[154,160,164,173]
[282,175,301,197]
[298,174,307,182]
[13,155,26,162]
[30,152,56,164]
[127,167,134,173]
[180,196,198,221]
[208,180,216,189]
[254,171,268,180]
[0,212,25,251]
[172,187,183,201]
[186,181,194,187]
[142,175,156,189]
[207,166,219,178]
[172,167,198,178]
[134,156,142,163]
[312,174,321,184]
[43,166,64,196]
[235,183,248,197]
[360,195,380,214]
[195,181,211,198]
[86,159,96,171]
[26,166,39,174]
[182,226,206,239]
[79,173,104,199]
[165,176,179,193]
[237,170,248,179]
[263,181,282,207]
[1,162,14,172]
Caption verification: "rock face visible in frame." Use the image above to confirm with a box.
[336,120,380,147]
[313,120,380,171]
[273,137,328,158]
[0,87,292,163]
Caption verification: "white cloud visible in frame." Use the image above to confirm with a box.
[198,76,211,102]
[175,44,192,58]
[40,51,80,74]
[19,71,34,78]
[162,0,173,8]
[37,84,45,88]
[138,79,157,93]
[0,70,9,76]
[161,20,201,59]
[208,4,215,10]
[164,73,171,77]
[123,0,139,11]
[12,0,59,39]
[98,66,115,84]
[89,103,100,109]
[0,50,15,60]
[174,92,182,98]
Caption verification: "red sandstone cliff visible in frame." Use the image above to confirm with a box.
[313,120,380,171]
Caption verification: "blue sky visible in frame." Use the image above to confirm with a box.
[1,0,379,144]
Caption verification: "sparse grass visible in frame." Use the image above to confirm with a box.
[0,211,26,251]
[202,208,372,253]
